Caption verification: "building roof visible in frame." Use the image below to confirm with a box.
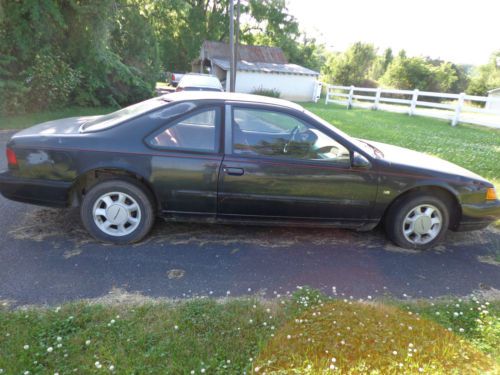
[200,40,287,64]
[161,91,305,112]
[211,58,319,76]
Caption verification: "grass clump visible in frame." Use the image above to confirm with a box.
[255,298,498,374]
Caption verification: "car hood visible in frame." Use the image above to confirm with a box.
[13,116,101,137]
[364,139,489,184]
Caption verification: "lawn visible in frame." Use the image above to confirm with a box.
[0,289,498,374]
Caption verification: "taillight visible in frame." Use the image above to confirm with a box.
[6,147,18,167]
[171,74,175,81]
[486,187,497,201]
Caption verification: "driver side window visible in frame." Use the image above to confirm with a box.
[232,108,350,165]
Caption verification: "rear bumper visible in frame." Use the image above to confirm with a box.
[455,201,500,232]
[0,170,72,208]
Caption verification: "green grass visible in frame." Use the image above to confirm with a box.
[0,290,498,374]
[303,103,500,190]
[0,107,116,130]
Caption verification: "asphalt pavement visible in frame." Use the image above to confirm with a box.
[0,130,499,307]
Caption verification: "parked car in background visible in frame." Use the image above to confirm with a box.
[167,72,185,87]
[176,73,223,92]
[1,92,499,249]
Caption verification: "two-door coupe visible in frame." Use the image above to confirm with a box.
[1,92,499,249]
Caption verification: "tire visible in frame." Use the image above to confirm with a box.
[384,192,450,250]
[80,179,155,244]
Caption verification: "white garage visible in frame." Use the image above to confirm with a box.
[192,41,320,102]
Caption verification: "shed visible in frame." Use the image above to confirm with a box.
[486,88,500,112]
[192,41,320,102]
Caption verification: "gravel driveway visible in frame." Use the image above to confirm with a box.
[0,130,499,307]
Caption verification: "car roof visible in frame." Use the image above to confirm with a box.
[162,91,305,112]
[178,74,223,89]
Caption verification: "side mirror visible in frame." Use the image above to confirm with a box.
[352,152,371,168]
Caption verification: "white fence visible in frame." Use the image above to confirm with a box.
[325,85,500,128]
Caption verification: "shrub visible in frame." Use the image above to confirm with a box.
[251,86,281,98]
[27,51,81,111]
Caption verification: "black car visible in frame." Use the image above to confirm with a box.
[1,92,499,249]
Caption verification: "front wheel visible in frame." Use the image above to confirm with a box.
[80,179,155,244]
[385,193,450,250]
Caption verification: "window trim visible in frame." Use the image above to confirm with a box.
[145,106,222,155]
[228,104,353,167]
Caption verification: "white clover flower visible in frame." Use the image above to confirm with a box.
[85,339,91,346]
[201,369,206,374]
[109,365,115,371]
[418,368,424,373]
[47,347,53,353]
[23,344,29,350]
[409,343,414,348]
[453,312,459,317]
[95,361,102,369]
[57,336,62,342]
[392,351,398,355]
[329,364,335,370]
[54,372,59,375]
[287,334,292,339]
[110,319,115,324]
[331,357,336,363]
[459,328,464,332]
[57,343,62,348]
[174,325,179,330]
[190,371,195,375]
[24,371,30,375]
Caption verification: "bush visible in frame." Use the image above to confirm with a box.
[250,86,281,98]
[27,52,81,111]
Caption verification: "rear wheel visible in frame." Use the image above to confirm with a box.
[81,179,155,244]
[385,193,450,250]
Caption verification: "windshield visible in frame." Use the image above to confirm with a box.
[304,109,382,158]
[81,97,168,132]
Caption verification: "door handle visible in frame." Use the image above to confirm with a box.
[224,167,244,176]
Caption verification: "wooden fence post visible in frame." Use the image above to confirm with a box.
[409,89,419,116]
[452,93,465,126]
[347,85,354,109]
[324,84,330,105]
[373,87,382,110]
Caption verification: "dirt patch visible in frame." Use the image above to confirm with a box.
[8,208,94,248]
[166,269,186,279]
[477,255,500,267]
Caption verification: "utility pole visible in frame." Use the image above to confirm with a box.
[234,0,240,90]
[229,0,235,92]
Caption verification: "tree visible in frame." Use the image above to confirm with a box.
[380,56,458,92]
[467,51,500,96]
[321,42,376,86]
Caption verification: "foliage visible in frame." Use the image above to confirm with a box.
[467,51,500,96]
[321,42,377,86]
[0,0,158,115]
[28,51,81,111]
[380,56,458,92]
[250,86,281,98]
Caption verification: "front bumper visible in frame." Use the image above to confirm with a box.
[455,200,500,231]
[0,170,72,208]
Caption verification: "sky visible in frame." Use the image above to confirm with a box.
[287,0,500,65]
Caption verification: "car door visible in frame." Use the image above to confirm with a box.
[217,104,379,224]
[146,105,223,217]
